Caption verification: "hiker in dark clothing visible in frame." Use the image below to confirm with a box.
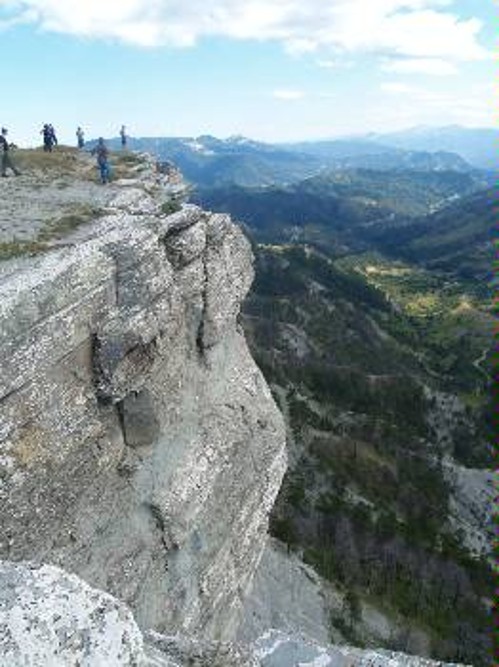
[41,123,57,151]
[120,125,127,148]
[48,124,57,147]
[0,128,21,177]
[41,124,53,152]
[76,126,85,149]
[91,137,110,184]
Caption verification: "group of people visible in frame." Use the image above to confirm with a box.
[75,124,127,151]
[41,124,58,152]
[0,124,129,182]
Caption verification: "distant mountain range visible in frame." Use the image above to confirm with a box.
[102,125,497,189]
[234,151,494,664]
[105,135,322,187]
[281,139,471,172]
[362,125,498,170]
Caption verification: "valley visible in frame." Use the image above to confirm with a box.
[154,130,495,665]
[242,243,492,664]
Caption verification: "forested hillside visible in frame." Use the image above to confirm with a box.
[242,243,493,664]
[195,168,484,249]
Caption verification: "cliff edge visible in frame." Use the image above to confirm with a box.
[0,150,286,639]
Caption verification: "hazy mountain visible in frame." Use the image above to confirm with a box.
[105,135,322,187]
[282,139,471,172]
[100,133,477,188]
[366,126,498,170]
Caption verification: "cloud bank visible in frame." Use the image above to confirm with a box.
[272,89,306,101]
[0,0,489,69]
[382,57,458,76]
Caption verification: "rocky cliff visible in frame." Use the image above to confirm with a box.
[0,560,469,666]
[0,153,286,640]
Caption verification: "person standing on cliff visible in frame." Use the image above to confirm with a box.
[120,124,127,149]
[91,137,110,184]
[76,126,85,149]
[48,124,58,148]
[41,124,52,152]
[0,128,21,177]
[41,123,57,152]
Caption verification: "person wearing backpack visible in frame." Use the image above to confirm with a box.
[41,124,53,152]
[0,128,21,177]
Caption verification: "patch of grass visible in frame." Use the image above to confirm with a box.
[38,205,107,242]
[16,146,81,172]
[161,199,182,215]
[114,151,143,165]
[0,205,106,261]
[0,240,47,260]
[338,252,492,391]
[15,147,149,182]
[111,151,148,180]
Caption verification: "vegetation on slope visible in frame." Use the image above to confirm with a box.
[196,168,480,246]
[242,242,492,665]
[191,146,494,663]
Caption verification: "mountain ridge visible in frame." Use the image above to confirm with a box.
[95,126,496,189]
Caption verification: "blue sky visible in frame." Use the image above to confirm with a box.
[0,0,495,146]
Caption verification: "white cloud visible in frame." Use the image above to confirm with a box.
[0,0,490,64]
[378,79,495,127]
[272,89,305,101]
[316,59,340,69]
[327,4,488,61]
[315,58,355,70]
[381,82,418,94]
[381,57,458,76]
[380,81,450,104]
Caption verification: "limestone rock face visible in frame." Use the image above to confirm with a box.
[238,539,334,646]
[0,173,286,640]
[0,560,144,667]
[0,560,468,667]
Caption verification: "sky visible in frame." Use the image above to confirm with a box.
[0,0,495,146]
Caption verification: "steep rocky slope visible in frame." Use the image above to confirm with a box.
[0,151,286,639]
[0,559,469,666]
